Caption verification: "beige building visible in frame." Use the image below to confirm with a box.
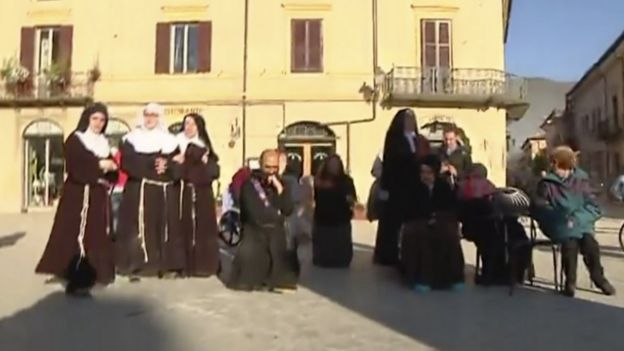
[0,0,526,213]
[565,31,624,186]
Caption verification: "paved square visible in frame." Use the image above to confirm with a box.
[1,213,623,351]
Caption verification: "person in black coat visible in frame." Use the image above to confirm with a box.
[400,155,465,291]
[312,154,357,268]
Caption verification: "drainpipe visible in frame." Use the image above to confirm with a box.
[325,0,379,173]
[241,0,250,165]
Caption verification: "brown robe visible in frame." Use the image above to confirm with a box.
[115,141,185,276]
[400,179,465,288]
[226,172,297,290]
[35,133,116,285]
[180,143,220,277]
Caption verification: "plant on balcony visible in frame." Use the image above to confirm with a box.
[43,62,70,96]
[0,57,31,96]
[88,64,101,83]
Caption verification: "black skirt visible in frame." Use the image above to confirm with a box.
[312,222,353,268]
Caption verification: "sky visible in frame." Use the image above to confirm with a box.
[505,0,624,82]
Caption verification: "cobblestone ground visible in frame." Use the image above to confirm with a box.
[1,212,623,351]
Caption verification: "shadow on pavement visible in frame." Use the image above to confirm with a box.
[301,242,624,351]
[0,232,26,249]
[0,292,173,351]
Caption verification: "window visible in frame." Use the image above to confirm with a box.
[36,28,61,72]
[155,22,212,74]
[171,24,199,73]
[291,19,323,73]
[421,19,451,68]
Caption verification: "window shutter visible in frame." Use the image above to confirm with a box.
[155,23,171,74]
[291,20,306,72]
[421,21,437,68]
[58,25,73,80]
[308,20,323,72]
[438,22,451,68]
[197,21,212,73]
[20,27,35,76]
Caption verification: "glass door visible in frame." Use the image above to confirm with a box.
[311,144,334,176]
[283,145,305,179]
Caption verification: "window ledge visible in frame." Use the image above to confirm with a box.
[281,2,332,12]
[161,4,209,15]
[410,3,459,12]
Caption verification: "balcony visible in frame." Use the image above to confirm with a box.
[382,67,529,119]
[597,119,623,142]
[0,72,94,107]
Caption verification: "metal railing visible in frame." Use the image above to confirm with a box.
[383,66,528,102]
[0,72,93,103]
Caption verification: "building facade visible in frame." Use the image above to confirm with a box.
[0,0,526,213]
[564,31,624,187]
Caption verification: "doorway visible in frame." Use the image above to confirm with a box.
[278,121,336,178]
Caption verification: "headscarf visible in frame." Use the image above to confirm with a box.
[176,113,219,160]
[74,102,112,158]
[383,108,418,159]
[123,103,178,154]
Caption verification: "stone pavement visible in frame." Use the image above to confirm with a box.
[1,212,623,351]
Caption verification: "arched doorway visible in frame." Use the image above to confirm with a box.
[106,118,131,148]
[23,120,64,208]
[277,121,336,178]
[420,121,472,156]
[168,122,183,134]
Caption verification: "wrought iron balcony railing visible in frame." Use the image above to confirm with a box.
[383,67,529,118]
[0,72,94,106]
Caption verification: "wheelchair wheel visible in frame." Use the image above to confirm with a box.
[619,222,624,252]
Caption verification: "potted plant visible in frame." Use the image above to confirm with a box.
[44,62,70,96]
[0,57,31,96]
[88,64,101,83]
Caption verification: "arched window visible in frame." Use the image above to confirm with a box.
[169,122,183,134]
[22,120,64,208]
[105,118,131,148]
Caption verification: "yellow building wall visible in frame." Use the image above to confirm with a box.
[0,0,510,212]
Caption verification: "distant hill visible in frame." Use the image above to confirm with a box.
[507,77,574,153]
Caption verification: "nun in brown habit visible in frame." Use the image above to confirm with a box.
[400,154,465,292]
[35,103,118,296]
[115,103,185,280]
[175,113,220,277]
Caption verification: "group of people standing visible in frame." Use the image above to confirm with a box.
[33,102,616,299]
[36,103,221,296]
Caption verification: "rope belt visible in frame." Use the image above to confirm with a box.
[138,178,173,263]
[76,180,110,269]
[76,186,90,268]
[181,181,198,247]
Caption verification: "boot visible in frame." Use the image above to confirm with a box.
[579,234,617,296]
[561,239,579,298]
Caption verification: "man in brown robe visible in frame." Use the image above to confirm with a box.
[226,149,297,291]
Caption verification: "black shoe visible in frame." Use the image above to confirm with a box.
[595,280,616,296]
[562,282,576,298]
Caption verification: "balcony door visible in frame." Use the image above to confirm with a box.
[278,121,336,178]
[421,19,452,94]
